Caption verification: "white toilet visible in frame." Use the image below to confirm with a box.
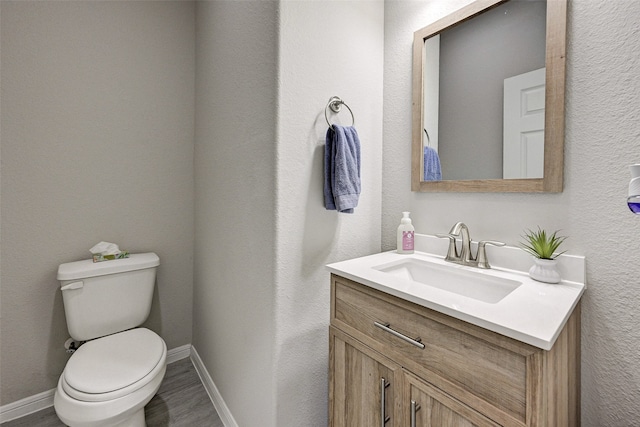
[54,253,167,427]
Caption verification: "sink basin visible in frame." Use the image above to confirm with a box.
[373,258,522,304]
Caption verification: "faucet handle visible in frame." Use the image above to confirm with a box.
[436,233,459,261]
[476,240,505,269]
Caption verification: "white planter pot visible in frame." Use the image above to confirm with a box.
[529,258,561,284]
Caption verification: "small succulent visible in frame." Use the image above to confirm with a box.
[520,227,567,260]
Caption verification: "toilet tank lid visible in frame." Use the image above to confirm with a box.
[57,252,160,281]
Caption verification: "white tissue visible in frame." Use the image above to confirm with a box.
[89,241,121,255]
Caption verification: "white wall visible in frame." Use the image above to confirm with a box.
[193,2,278,426]
[383,0,640,424]
[275,1,383,425]
[0,1,195,405]
[1,3,383,425]
[193,1,383,425]
[8,0,634,424]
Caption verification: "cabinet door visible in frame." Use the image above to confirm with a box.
[330,326,402,427]
[403,370,500,427]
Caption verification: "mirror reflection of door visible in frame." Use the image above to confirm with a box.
[503,67,546,179]
[421,0,546,182]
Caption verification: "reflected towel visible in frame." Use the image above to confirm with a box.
[324,125,361,213]
[424,146,442,181]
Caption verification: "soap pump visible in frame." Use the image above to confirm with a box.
[397,212,415,254]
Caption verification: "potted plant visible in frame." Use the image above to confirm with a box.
[520,227,567,284]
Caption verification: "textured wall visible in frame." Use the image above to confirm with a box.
[192,1,278,426]
[0,1,195,404]
[569,1,640,423]
[193,1,383,425]
[275,1,383,425]
[383,0,640,424]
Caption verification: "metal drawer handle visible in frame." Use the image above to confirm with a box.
[410,400,421,427]
[380,378,390,426]
[374,321,426,349]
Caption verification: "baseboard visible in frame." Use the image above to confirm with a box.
[0,344,193,423]
[0,388,56,424]
[166,343,192,364]
[190,345,239,427]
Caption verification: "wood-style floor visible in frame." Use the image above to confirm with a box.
[1,358,224,427]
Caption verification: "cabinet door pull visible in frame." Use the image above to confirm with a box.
[410,400,421,427]
[380,378,391,426]
[374,321,426,349]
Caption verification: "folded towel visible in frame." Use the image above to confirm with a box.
[423,146,442,181]
[324,125,361,213]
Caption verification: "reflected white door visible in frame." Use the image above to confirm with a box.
[503,67,545,179]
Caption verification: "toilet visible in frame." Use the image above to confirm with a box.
[54,253,167,427]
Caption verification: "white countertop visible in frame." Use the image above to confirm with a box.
[327,241,585,351]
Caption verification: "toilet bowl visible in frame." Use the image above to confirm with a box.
[54,328,167,427]
[54,252,164,426]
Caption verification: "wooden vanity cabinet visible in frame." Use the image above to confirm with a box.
[330,327,402,426]
[403,370,500,427]
[329,274,580,427]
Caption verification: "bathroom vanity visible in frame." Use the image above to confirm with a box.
[327,246,584,426]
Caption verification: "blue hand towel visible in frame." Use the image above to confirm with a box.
[423,145,442,181]
[324,125,361,213]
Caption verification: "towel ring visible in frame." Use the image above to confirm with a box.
[325,96,355,128]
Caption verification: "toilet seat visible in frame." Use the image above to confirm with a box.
[62,328,165,402]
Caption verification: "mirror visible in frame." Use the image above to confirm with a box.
[411,0,567,192]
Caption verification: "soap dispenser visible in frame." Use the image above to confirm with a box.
[397,212,415,254]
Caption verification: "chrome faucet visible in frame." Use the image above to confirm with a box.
[436,222,505,269]
[450,222,473,264]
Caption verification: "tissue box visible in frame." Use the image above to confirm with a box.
[92,251,130,263]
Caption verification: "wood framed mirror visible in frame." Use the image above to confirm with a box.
[411,0,567,192]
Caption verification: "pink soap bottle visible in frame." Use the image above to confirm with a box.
[396,212,415,254]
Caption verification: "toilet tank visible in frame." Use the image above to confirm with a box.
[57,253,160,341]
